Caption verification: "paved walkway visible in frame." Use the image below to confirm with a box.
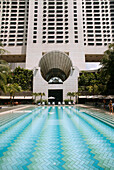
[0,105,36,127]
[0,105,32,114]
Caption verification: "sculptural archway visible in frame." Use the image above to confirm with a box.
[39,51,72,82]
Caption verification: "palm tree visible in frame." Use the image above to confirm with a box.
[38,92,45,103]
[32,92,39,103]
[0,60,10,93]
[67,92,73,101]
[7,83,22,105]
[72,92,80,104]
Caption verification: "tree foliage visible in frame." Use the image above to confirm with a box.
[78,71,107,95]
[7,83,22,104]
[38,92,45,102]
[8,67,33,91]
[0,42,10,93]
[32,92,39,103]
[0,43,10,93]
[78,43,114,95]
[100,43,114,93]
[0,71,7,93]
[7,83,22,97]
[67,92,73,101]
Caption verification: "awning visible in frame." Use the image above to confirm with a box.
[0,96,33,99]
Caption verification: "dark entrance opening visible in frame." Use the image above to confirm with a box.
[48,89,63,105]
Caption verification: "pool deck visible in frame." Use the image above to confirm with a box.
[0,105,33,115]
[0,104,113,128]
[77,104,114,128]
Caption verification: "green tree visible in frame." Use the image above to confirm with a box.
[10,67,33,91]
[79,71,95,94]
[32,92,39,103]
[93,84,99,95]
[78,71,107,95]
[100,43,114,94]
[86,85,93,94]
[0,43,10,93]
[0,60,10,93]
[79,71,96,86]
[38,92,45,103]
[72,92,80,104]
[67,92,74,101]
[7,83,22,105]
[67,92,72,101]
[0,60,10,94]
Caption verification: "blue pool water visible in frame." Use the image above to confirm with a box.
[0,106,114,170]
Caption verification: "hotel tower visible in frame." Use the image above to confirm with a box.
[0,0,114,103]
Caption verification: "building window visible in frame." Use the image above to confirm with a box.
[33,40,37,43]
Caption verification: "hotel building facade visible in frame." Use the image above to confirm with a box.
[0,0,114,103]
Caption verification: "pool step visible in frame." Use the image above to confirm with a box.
[78,107,114,128]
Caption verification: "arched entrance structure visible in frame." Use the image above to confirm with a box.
[33,51,79,104]
[39,51,72,82]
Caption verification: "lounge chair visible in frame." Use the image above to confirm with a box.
[52,102,55,105]
[58,102,61,105]
[42,102,45,105]
[68,101,71,105]
[62,102,65,105]
[48,102,50,105]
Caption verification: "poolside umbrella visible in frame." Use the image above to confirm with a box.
[105,95,113,99]
[48,96,55,99]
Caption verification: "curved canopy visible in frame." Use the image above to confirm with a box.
[39,51,72,82]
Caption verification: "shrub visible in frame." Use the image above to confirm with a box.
[64,99,73,105]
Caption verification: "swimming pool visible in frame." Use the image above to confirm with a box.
[0,106,114,169]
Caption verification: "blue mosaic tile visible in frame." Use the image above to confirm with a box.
[0,106,114,169]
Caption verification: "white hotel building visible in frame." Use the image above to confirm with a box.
[0,0,114,103]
